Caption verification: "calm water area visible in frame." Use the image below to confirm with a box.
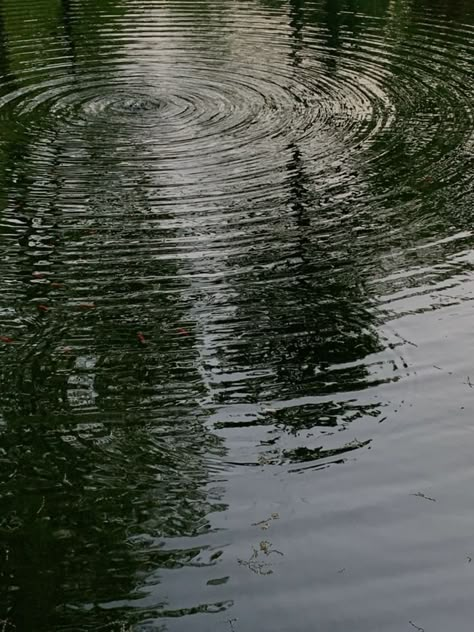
[0,0,473,630]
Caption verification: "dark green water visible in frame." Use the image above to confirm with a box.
[0,0,473,630]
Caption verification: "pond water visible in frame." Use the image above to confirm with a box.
[0,0,473,630]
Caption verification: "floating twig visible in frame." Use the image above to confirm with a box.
[36,496,45,516]
[392,332,418,348]
[411,492,436,503]
[252,513,279,530]
[409,621,424,632]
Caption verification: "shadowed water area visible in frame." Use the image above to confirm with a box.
[0,0,473,630]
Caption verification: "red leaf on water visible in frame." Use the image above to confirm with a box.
[137,332,146,344]
[32,271,44,278]
[177,327,189,336]
[37,304,49,312]
[0,336,14,343]
[418,175,434,187]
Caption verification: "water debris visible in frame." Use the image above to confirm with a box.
[36,496,45,516]
[0,336,14,343]
[337,568,346,574]
[177,327,189,336]
[238,540,283,575]
[50,282,64,289]
[409,621,425,632]
[467,556,472,563]
[464,376,473,388]
[411,492,437,502]
[252,513,279,530]
[62,346,73,353]
[78,302,96,309]
[228,619,237,632]
[37,304,49,312]
[137,332,146,344]
[257,452,279,466]
[417,175,434,190]
[392,332,418,348]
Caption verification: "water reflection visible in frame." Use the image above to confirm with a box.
[0,2,227,630]
[0,0,473,630]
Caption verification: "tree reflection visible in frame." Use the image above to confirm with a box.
[208,0,385,440]
[360,0,474,261]
[0,2,226,630]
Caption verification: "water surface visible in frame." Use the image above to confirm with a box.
[0,0,473,630]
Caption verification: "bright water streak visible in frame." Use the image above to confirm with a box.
[0,0,473,630]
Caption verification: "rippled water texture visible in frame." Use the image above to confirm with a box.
[0,0,473,630]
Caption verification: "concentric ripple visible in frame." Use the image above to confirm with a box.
[0,3,471,195]
[0,0,473,630]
